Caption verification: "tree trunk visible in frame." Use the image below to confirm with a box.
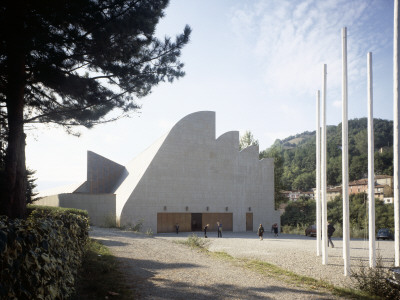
[0,1,27,218]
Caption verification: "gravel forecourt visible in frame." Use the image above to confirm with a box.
[89,227,395,299]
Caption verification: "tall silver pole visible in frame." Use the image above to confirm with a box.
[368,52,376,268]
[394,0,400,267]
[342,27,350,276]
[322,64,328,265]
[316,90,322,257]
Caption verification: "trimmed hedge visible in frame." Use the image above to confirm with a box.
[27,204,89,218]
[0,206,89,299]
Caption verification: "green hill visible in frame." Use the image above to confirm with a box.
[260,118,393,192]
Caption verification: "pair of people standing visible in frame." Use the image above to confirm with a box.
[204,222,223,238]
[258,223,279,240]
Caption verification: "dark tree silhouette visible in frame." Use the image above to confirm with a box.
[0,0,191,218]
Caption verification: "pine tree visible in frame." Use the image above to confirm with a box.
[0,0,191,218]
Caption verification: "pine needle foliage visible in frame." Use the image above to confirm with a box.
[0,0,191,218]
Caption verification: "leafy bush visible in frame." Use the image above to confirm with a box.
[281,198,316,227]
[184,233,208,249]
[121,219,144,232]
[145,228,153,236]
[281,194,394,238]
[27,204,89,218]
[0,206,89,299]
[281,224,307,235]
[352,256,400,299]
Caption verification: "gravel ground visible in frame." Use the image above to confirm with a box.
[89,227,395,299]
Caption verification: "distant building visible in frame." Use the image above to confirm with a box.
[375,175,393,188]
[311,174,393,204]
[312,186,342,202]
[349,179,368,194]
[282,190,314,202]
[326,187,342,202]
[383,197,394,204]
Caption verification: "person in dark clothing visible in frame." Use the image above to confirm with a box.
[328,222,335,248]
[217,221,223,238]
[204,224,209,238]
[272,223,279,237]
[175,223,179,234]
[258,224,265,240]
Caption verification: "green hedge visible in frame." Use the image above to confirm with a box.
[0,206,89,299]
[27,204,89,218]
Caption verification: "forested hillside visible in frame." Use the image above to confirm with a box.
[260,118,393,193]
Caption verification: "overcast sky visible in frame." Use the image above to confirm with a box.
[26,0,395,191]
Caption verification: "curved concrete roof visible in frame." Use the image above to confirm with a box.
[115,111,216,218]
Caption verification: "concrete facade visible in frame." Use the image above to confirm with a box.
[36,111,279,232]
[35,193,116,226]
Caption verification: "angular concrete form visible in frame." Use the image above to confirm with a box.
[36,111,279,233]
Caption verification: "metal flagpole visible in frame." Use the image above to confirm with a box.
[316,90,322,257]
[322,64,328,265]
[394,0,400,267]
[367,52,376,268]
[342,27,350,276]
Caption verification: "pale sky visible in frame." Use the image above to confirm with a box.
[26,0,395,191]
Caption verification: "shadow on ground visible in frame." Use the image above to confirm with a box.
[114,256,335,299]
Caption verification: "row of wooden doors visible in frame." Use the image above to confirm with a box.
[157,212,254,233]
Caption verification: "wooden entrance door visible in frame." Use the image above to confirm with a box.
[246,213,253,231]
[191,213,202,231]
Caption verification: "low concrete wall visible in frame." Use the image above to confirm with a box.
[35,193,116,226]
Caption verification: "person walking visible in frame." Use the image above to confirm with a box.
[217,221,223,238]
[204,224,209,238]
[258,224,265,240]
[272,223,279,237]
[175,223,179,234]
[327,222,335,248]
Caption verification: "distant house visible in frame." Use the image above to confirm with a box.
[375,175,393,190]
[312,186,341,202]
[282,191,300,201]
[302,191,314,199]
[374,184,386,200]
[349,179,368,194]
[326,187,342,202]
[311,175,393,204]
[384,197,394,204]
[282,190,314,201]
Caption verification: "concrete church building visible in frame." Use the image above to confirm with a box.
[37,111,279,233]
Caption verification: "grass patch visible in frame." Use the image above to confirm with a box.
[241,259,374,299]
[210,251,236,261]
[74,239,135,299]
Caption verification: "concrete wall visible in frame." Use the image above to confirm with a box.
[86,151,125,193]
[118,111,279,232]
[35,193,116,226]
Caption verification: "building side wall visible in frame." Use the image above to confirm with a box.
[35,193,116,226]
[87,151,125,193]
